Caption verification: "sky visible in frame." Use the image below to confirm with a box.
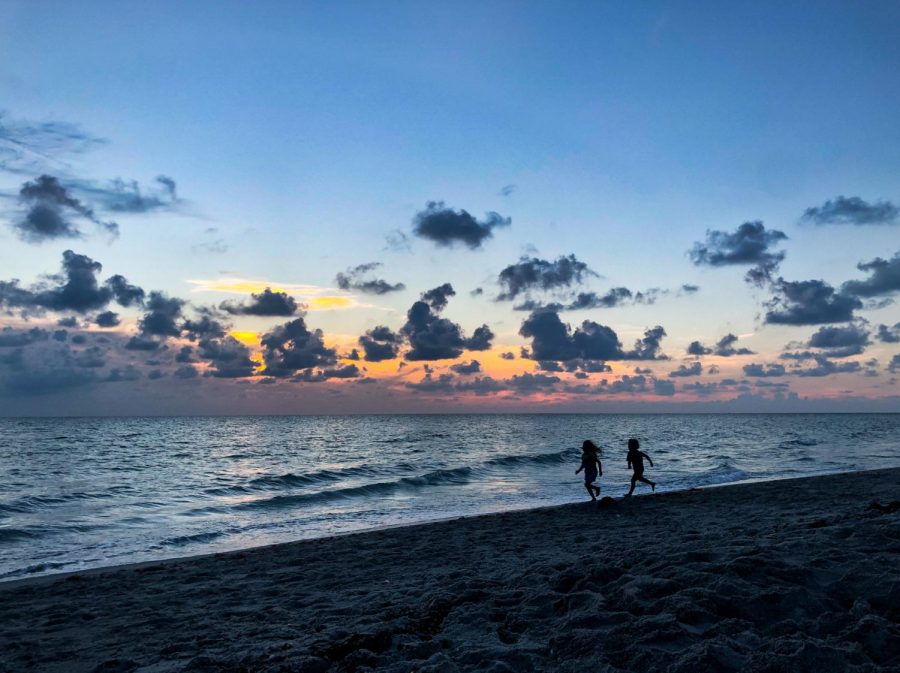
[0,0,898,415]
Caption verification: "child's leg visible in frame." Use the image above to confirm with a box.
[626,474,637,496]
[638,475,656,491]
[584,482,597,500]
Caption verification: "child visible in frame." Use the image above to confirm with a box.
[624,438,656,496]
[575,440,602,501]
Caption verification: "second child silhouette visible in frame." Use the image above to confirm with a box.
[624,438,656,497]
[575,440,602,501]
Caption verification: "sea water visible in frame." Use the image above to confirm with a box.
[1,413,898,579]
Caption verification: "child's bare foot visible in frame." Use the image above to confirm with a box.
[651,483,656,492]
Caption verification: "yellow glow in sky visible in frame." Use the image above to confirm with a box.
[229,331,260,347]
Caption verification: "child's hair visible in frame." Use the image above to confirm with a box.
[627,438,640,451]
[582,440,601,455]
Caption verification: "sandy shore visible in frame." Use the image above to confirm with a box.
[1,468,898,673]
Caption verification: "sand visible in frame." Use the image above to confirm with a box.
[1,468,898,673]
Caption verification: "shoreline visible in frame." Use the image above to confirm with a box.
[2,465,897,588]
[2,467,898,672]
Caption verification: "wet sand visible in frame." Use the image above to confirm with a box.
[1,468,898,673]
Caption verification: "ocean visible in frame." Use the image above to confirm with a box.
[1,413,898,580]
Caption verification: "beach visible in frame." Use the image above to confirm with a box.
[1,468,898,673]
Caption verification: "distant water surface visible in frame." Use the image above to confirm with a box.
[1,414,898,580]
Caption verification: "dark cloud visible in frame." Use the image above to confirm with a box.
[137,292,185,337]
[173,365,199,379]
[450,360,481,375]
[498,184,516,197]
[565,288,631,310]
[682,382,719,396]
[792,355,862,378]
[106,365,141,383]
[680,284,700,295]
[358,325,401,362]
[260,318,337,377]
[124,335,161,351]
[500,351,516,360]
[496,255,595,301]
[0,327,49,347]
[182,312,228,341]
[841,252,900,299]
[456,376,506,395]
[175,346,196,363]
[653,379,676,396]
[764,279,861,325]
[95,311,120,328]
[507,372,560,392]
[743,363,786,377]
[198,336,257,378]
[412,201,510,249]
[406,372,456,393]
[220,288,301,316]
[518,309,667,363]
[805,324,870,358]
[802,196,899,226]
[148,369,165,380]
[56,316,79,327]
[105,275,145,307]
[335,263,405,295]
[421,283,456,311]
[889,354,900,373]
[876,323,900,343]
[669,361,702,377]
[0,250,144,316]
[12,175,118,242]
[397,286,493,361]
[687,333,754,357]
[689,221,787,285]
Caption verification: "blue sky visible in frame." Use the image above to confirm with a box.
[0,1,898,414]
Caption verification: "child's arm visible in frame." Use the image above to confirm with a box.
[597,459,603,476]
[642,451,654,467]
[575,460,583,474]
[627,456,632,469]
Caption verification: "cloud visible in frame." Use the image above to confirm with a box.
[456,376,506,395]
[173,365,199,379]
[181,311,228,341]
[358,325,401,362]
[689,221,787,285]
[743,363,786,377]
[0,327,49,347]
[0,250,143,316]
[876,323,900,343]
[496,255,595,301]
[406,372,456,393]
[802,196,899,226]
[792,355,862,378]
[669,361,702,377]
[11,175,118,242]
[507,372,561,392]
[841,252,900,299]
[653,379,676,396]
[687,333,754,357]
[679,284,700,295]
[450,360,481,375]
[518,309,667,363]
[400,286,494,361]
[137,292,185,337]
[421,283,456,311]
[0,112,104,174]
[105,274,145,307]
[500,351,516,360]
[565,288,632,310]
[220,288,301,316]
[198,336,256,378]
[764,279,861,325]
[260,318,337,377]
[95,311,120,328]
[499,184,516,197]
[70,175,179,213]
[412,201,511,249]
[335,262,405,295]
[805,324,870,357]
[889,354,900,373]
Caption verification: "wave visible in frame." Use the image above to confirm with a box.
[159,530,226,547]
[235,466,475,511]
[484,448,572,468]
[204,463,418,496]
[0,528,39,543]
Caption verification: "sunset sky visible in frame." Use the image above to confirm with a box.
[1,0,899,414]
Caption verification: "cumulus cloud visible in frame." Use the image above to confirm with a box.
[335,262,405,295]
[518,309,667,363]
[841,252,900,299]
[669,361,702,377]
[689,221,787,285]
[260,317,337,377]
[198,336,256,378]
[876,322,900,343]
[412,201,511,249]
[11,175,118,242]
[792,355,862,378]
[137,292,185,338]
[181,311,228,341]
[421,283,456,311]
[496,255,595,301]
[565,288,632,310]
[764,279,861,325]
[358,325,401,362]
[220,288,301,316]
[450,360,481,375]
[687,333,754,357]
[401,288,494,361]
[802,196,899,226]
[804,324,870,358]
[743,363,786,377]
[95,311,120,328]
